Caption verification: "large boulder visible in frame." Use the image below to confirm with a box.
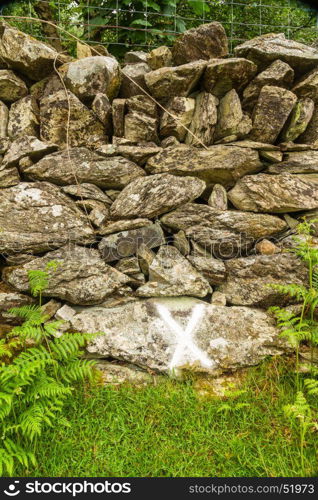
[161,203,287,258]
[249,86,297,143]
[63,56,121,101]
[20,147,145,188]
[146,145,262,189]
[234,33,318,74]
[185,92,218,147]
[98,223,165,262]
[3,245,130,306]
[136,245,211,298]
[203,58,257,98]
[0,69,28,103]
[69,297,286,375]
[172,22,228,65]
[217,253,308,307]
[228,173,318,213]
[110,174,206,219]
[40,90,106,148]
[7,96,39,139]
[144,61,206,99]
[0,182,95,254]
[242,59,294,112]
[0,22,66,80]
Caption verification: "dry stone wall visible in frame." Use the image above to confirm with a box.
[0,20,318,377]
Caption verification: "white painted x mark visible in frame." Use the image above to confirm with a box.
[157,304,214,372]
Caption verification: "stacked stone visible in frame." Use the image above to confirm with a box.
[0,20,317,377]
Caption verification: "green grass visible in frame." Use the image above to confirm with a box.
[18,357,318,477]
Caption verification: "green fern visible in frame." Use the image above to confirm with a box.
[0,261,97,476]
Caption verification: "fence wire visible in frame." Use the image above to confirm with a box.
[1,0,318,55]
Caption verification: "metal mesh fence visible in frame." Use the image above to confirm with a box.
[1,0,318,55]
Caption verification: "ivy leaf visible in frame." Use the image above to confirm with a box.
[130,18,153,27]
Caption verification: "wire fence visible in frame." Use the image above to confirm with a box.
[2,0,318,56]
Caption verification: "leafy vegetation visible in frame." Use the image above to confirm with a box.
[0,262,96,476]
[271,219,318,476]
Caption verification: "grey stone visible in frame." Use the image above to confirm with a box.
[2,135,57,168]
[203,58,257,98]
[110,174,206,219]
[228,173,318,213]
[147,46,172,70]
[64,56,121,101]
[124,95,158,143]
[146,145,262,189]
[187,255,226,285]
[144,61,206,99]
[21,147,145,188]
[70,297,286,375]
[91,93,112,135]
[217,253,308,307]
[160,97,195,141]
[8,95,39,139]
[267,150,318,174]
[61,183,112,204]
[298,105,318,145]
[98,218,152,237]
[98,223,165,262]
[208,184,228,210]
[0,69,28,102]
[215,89,252,141]
[161,203,287,258]
[0,100,8,137]
[0,282,35,324]
[249,85,297,143]
[292,67,318,102]
[112,98,126,137]
[280,98,314,142]
[120,62,150,98]
[3,244,130,306]
[173,230,190,256]
[0,182,95,254]
[185,92,218,147]
[172,22,228,65]
[136,245,211,298]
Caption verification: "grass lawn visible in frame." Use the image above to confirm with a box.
[19,357,318,477]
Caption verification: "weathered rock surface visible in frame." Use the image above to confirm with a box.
[120,62,150,98]
[70,297,286,375]
[112,98,126,137]
[217,253,307,307]
[0,182,94,254]
[2,136,57,168]
[144,61,206,98]
[124,95,158,143]
[3,245,130,305]
[203,58,257,98]
[8,96,39,139]
[96,361,155,386]
[110,174,206,219]
[136,245,211,298]
[242,60,294,112]
[234,33,318,74]
[160,97,195,141]
[161,204,287,258]
[146,145,262,188]
[208,184,228,210]
[267,150,318,174]
[98,218,152,237]
[228,173,318,213]
[147,46,172,70]
[298,105,318,145]
[61,183,112,204]
[40,90,106,148]
[99,223,165,262]
[64,56,121,101]
[97,143,161,166]
[172,230,190,256]
[91,93,112,135]
[185,92,218,147]
[21,147,145,188]
[0,22,66,80]
[292,67,318,102]
[0,164,20,188]
[0,69,28,102]
[280,97,314,142]
[187,255,226,285]
[172,22,228,65]
[0,101,8,138]
[249,86,297,143]
[215,89,252,141]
